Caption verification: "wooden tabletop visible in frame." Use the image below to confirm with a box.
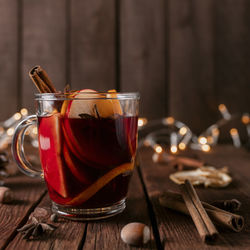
[1,145,250,250]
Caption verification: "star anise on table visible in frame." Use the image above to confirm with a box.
[17,217,57,240]
[17,208,58,240]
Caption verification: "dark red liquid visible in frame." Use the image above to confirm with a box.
[38,114,138,208]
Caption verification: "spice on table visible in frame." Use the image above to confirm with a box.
[50,213,58,222]
[121,222,150,246]
[17,216,57,240]
[159,191,244,232]
[152,152,204,170]
[211,199,241,213]
[170,166,232,188]
[180,180,218,243]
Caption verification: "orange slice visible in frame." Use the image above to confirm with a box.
[38,113,69,198]
[66,161,134,205]
[63,143,93,185]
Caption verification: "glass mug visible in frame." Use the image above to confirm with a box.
[12,92,139,220]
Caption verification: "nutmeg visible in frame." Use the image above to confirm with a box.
[0,186,13,203]
[121,222,150,246]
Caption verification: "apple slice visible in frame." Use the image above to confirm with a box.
[38,113,69,198]
[63,142,93,185]
[63,89,122,118]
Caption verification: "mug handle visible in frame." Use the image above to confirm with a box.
[11,115,43,178]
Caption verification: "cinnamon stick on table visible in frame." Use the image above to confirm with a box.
[29,66,57,93]
[159,191,244,232]
[180,180,218,243]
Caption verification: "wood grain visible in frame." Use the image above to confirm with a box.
[120,0,166,119]
[83,168,156,249]
[70,0,116,91]
[214,0,250,114]
[6,194,87,250]
[0,0,18,119]
[0,174,46,249]
[168,0,217,134]
[139,146,250,249]
[21,0,67,112]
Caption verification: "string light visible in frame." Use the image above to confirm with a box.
[20,108,28,116]
[170,145,178,154]
[218,104,231,120]
[198,136,207,145]
[138,118,148,128]
[230,128,241,148]
[170,132,178,154]
[207,136,214,144]
[178,142,186,150]
[179,126,188,136]
[201,144,211,152]
[7,127,14,136]
[179,132,192,149]
[14,113,21,120]
[138,104,250,162]
[164,117,175,125]
[154,144,163,154]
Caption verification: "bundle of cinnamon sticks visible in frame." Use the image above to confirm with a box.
[29,66,57,93]
[159,180,244,243]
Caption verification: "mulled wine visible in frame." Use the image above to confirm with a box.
[38,114,138,208]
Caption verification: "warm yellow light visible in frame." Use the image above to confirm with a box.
[198,136,207,145]
[218,104,226,112]
[201,144,210,152]
[138,118,148,127]
[242,114,249,124]
[7,127,14,136]
[20,108,28,116]
[230,128,238,136]
[179,127,187,135]
[14,113,21,120]
[165,117,175,125]
[207,136,214,144]
[212,128,219,136]
[170,145,178,154]
[154,144,163,154]
[178,142,186,150]
[32,127,38,135]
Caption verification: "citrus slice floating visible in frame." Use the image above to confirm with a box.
[66,161,134,205]
[63,143,93,185]
[38,113,69,198]
[60,89,123,165]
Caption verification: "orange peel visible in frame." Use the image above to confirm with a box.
[66,160,134,205]
[107,89,123,115]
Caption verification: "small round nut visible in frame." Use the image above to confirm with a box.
[0,186,13,203]
[121,222,150,246]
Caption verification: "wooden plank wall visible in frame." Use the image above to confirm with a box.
[0,0,250,133]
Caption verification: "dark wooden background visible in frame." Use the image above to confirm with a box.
[0,0,250,133]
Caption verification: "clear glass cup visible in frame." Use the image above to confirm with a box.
[12,92,139,220]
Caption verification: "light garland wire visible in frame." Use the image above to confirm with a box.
[0,108,37,150]
[138,104,250,157]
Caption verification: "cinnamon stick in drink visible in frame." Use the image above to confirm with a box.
[180,180,218,243]
[159,191,244,232]
[29,66,57,93]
